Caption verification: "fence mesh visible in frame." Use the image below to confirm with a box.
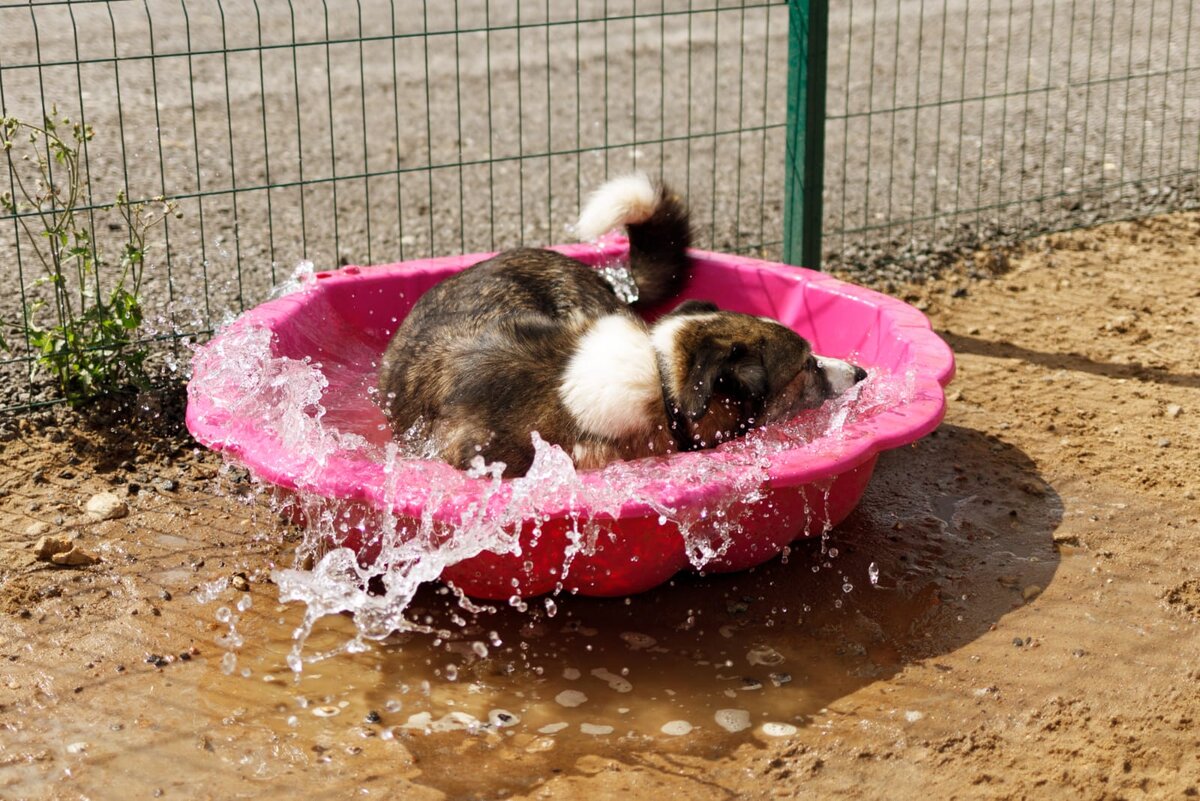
[823,0,1200,281]
[0,0,792,412]
[1,0,1198,413]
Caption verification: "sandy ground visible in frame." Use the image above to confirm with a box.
[1,210,1198,798]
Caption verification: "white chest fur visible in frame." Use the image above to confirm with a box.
[559,314,661,440]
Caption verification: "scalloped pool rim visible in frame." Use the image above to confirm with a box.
[185,244,955,525]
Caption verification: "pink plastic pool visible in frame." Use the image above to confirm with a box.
[186,242,954,599]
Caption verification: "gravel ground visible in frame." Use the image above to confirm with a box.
[1,0,1198,408]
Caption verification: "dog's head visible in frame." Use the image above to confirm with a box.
[651,300,867,449]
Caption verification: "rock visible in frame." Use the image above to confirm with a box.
[1166,404,1182,419]
[231,572,250,592]
[34,536,73,561]
[1022,585,1043,602]
[156,479,178,493]
[85,492,128,521]
[25,521,51,538]
[50,547,100,567]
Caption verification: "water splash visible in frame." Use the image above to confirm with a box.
[188,273,915,671]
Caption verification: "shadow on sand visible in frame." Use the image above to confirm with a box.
[367,422,1065,798]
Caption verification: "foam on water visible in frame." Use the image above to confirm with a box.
[187,266,917,672]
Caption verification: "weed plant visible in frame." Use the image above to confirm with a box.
[0,110,178,404]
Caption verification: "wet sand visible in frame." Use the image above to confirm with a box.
[2,211,1199,798]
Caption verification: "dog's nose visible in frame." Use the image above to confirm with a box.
[853,365,868,384]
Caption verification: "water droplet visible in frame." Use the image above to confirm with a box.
[868,562,880,586]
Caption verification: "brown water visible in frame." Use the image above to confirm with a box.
[0,425,1063,800]
[176,478,1049,800]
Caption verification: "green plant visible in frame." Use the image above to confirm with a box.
[0,110,178,403]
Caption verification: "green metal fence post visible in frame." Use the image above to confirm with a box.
[783,0,828,268]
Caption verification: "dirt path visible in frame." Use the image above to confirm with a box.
[1,212,1198,800]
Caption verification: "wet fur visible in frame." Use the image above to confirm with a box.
[378,176,861,476]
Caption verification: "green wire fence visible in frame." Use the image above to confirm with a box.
[1,0,1198,413]
[821,0,1200,285]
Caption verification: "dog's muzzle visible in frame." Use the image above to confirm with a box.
[816,356,868,396]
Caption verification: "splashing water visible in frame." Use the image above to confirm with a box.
[187,265,917,672]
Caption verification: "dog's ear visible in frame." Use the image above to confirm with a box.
[731,360,768,401]
[667,299,720,317]
[678,341,726,420]
[678,340,770,419]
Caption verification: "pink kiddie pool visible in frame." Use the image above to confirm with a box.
[186,242,954,600]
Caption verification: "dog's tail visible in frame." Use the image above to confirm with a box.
[575,173,691,307]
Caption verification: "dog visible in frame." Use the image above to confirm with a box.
[378,174,866,477]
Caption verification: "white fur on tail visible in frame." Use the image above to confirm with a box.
[559,314,660,440]
[575,173,658,241]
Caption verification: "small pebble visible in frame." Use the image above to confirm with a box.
[1166,404,1182,418]
[51,547,100,567]
[33,536,72,561]
[1022,585,1042,602]
[86,492,128,521]
[365,710,382,724]
[488,709,519,728]
[769,672,793,687]
[231,573,250,592]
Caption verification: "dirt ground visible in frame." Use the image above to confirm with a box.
[1,211,1199,800]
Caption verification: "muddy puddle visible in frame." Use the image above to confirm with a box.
[0,422,1065,800]
[172,429,1062,798]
